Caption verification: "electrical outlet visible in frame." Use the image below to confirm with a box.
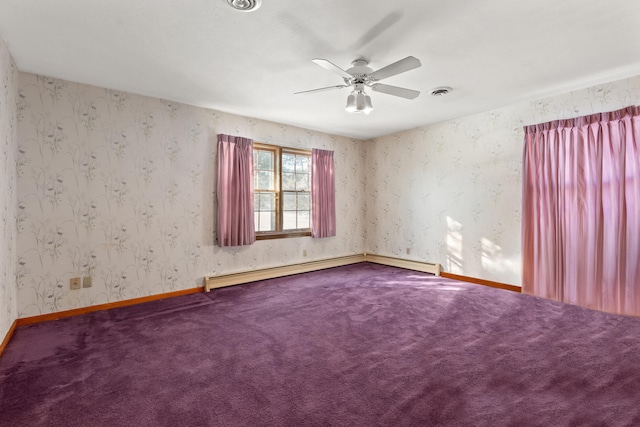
[70,277,82,290]
[303,249,307,257]
[82,276,92,288]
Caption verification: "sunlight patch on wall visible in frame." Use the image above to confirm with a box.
[481,237,519,277]
[446,216,463,274]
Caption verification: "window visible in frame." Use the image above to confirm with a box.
[253,143,311,239]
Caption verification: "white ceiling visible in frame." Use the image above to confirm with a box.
[1,0,639,140]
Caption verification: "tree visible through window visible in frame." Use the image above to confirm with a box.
[253,143,311,239]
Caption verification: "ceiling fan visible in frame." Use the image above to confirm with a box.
[295,56,421,114]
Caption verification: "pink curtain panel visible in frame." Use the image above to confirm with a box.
[311,148,336,238]
[522,106,640,315]
[217,134,255,247]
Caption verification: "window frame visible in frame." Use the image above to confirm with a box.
[254,142,312,240]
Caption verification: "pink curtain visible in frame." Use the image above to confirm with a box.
[522,106,640,315]
[217,134,255,247]
[311,148,336,238]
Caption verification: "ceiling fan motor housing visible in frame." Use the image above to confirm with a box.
[346,59,374,84]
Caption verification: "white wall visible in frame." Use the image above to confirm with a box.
[365,75,640,286]
[0,36,18,338]
[16,73,366,316]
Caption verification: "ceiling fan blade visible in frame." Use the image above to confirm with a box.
[368,56,421,81]
[294,85,348,95]
[312,59,352,79]
[371,83,420,99]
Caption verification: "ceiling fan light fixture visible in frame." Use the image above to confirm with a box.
[226,0,261,12]
[345,93,357,113]
[363,94,373,114]
[346,90,373,114]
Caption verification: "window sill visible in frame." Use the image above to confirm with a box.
[256,230,312,240]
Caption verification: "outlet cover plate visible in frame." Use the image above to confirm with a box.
[82,276,92,288]
[70,277,81,290]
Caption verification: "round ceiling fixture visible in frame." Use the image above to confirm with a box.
[226,0,261,12]
[431,87,452,96]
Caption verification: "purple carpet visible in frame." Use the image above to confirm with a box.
[2,262,640,426]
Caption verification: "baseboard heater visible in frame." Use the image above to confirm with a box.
[204,253,441,292]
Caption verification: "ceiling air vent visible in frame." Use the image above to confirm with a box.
[430,87,452,96]
[226,0,262,12]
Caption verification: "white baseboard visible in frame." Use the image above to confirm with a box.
[204,253,441,292]
[364,253,441,276]
[204,254,365,291]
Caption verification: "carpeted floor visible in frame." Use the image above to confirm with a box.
[2,262,640,426]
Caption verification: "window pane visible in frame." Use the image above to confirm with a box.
[296,173,310,191]
[283,211,296,230]
[257,170,274,190]
[283,192,296,210]
[258,211,275,231]
[254,193,259,210]
[267,193,276,210]
[296,156,310,173]
[259,192,274,210]
[282,172,295,191]
[298,193,310,210]
[297,211,310,229]
[282,153,295,173]
[258,151,274,170]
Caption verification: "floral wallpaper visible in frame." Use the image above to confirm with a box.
[365,75,640,286]
[0,37,18,340]
[16,72,366,316]
[12,64,640,317]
